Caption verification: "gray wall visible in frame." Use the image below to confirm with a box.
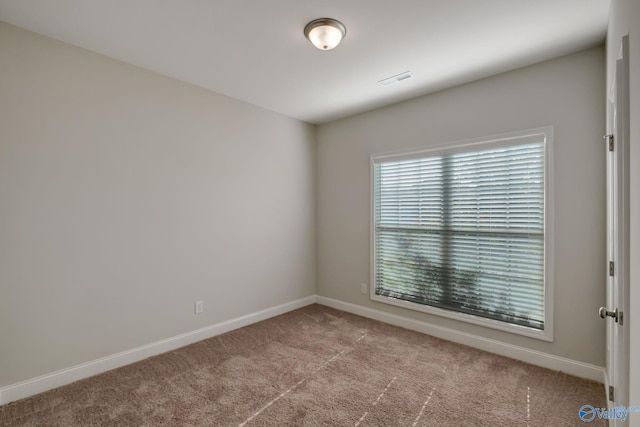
[0,22,316,387]
[317,47,606,366]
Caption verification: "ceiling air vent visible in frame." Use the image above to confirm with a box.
[378,71,413,86]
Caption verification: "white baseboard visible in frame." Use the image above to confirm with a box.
[317,296,607,384]
[0,294,607,406]
[0,295,317,405]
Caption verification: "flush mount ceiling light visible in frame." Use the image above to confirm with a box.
[304,18,346,50]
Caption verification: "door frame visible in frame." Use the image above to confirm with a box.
[605,34,630,421]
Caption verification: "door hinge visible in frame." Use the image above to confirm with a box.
[604,134,614,151]
[609,385,615,402]
[609,261,615,277]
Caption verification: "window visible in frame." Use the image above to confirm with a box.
[371,128,553,340]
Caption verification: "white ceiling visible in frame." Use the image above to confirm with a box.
[0,1,610,124]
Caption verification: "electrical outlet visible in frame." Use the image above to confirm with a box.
[195,300,204,314]
[361,283,367,294]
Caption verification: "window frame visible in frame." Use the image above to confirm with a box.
[370,127,554,342]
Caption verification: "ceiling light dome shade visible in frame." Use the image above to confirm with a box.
[304,18,346,50]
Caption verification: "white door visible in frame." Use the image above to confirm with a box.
[603,35,630,419]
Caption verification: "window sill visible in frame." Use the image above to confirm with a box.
[371,293,553,342]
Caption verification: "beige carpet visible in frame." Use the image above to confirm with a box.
[1,304,606,426]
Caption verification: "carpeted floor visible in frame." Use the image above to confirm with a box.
[0,304,607,426]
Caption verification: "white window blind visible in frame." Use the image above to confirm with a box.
[373,135,547,331]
